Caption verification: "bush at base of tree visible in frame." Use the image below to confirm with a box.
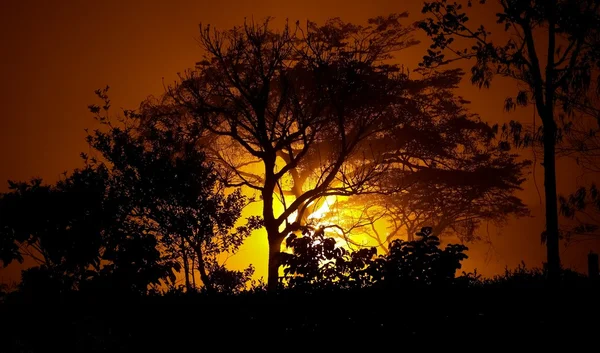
[281,226,470,291]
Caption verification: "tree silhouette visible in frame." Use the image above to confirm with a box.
[0,166,178,296]
[142,14,528,290]
[559,184,600,241]
[86,87,261,293]
[420,0,600,282]
[0,167,112,291]
[0,87,261,295]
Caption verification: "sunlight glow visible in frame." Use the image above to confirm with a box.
[307,195,337,222]
[305,195,352,249]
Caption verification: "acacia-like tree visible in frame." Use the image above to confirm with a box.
[420,0,600,281]
[150,14,530,290]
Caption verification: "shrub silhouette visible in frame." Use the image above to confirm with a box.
[203,263,255,294]
[18,265,75,299]
[370,227,469,288]
[281,226,376,291]
[479,262,592,288]
[281,226,469,291]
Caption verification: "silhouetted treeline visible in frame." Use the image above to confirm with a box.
[2,278,599,352]
[0,14,537,297]
[2,8,600,351]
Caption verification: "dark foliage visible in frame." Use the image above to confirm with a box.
[0,88,260,296]
[281,226,469,291]
[0,167,175,296]
[86,87,261,293]
[479,262,590,288]
[370,227,469,287]
[0,167,122,294]
[1,278,599,352]
[559,184,600,240]
[281,226,377,290]
[1,14,598,353]
[419,0,600,281]
[153,14,529,290]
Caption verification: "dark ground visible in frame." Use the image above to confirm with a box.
[1,286,600,352]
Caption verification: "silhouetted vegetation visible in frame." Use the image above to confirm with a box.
[420,0,600,282]
[560,184,600,240]
[281,226,469,291]
[1,228,598,352]
[1,10,600,352]
[0,87,261,297]
[142,14,532,290]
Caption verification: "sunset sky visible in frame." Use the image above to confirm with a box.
[1,0,599,283]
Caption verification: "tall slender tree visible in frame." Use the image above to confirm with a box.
[420,0,600,281]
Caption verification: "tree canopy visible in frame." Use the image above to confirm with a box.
[138,14,530,289]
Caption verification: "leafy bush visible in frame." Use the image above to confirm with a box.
[370,227,469,288]
[479,262,591,288]
[281,226,469,291]
[204,263,255,294]
[281,226,376,291]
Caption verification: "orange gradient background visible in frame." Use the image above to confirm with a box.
[1,0,599,284]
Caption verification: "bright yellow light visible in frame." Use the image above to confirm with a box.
[307,195,337,222]
[286,210,298,226]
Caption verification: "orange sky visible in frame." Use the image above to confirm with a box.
[1,0,599,283]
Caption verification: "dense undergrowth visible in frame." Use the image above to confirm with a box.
[2,265,599,353]
[1,228,599,352]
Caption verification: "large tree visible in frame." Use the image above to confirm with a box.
[152,14,529,290]
[420,0,600,281]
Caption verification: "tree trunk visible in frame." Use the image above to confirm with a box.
[543,122,561,283]
[194,245,215,293]
[191,256,196,289]
[181,240,190,292]
[181,245,191,292]
[267,234,284,291]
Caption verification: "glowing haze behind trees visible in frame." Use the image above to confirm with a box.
[135,14,529,289]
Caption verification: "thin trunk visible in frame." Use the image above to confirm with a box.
[191,256,196,289]
[194,245,214,293]
[267,169,308,291]
[181,245,191,292]
[543,0,561,283]
[523,3,561,283]
[543,121,561,283]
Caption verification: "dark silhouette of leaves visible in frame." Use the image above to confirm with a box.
[281,226,469,291]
